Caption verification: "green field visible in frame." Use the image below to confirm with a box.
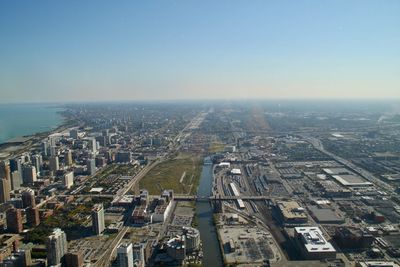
[208,135,226,153]
[139,153,202,195]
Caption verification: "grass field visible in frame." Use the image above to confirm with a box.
[139,153,202,195]
[208,135,226,153]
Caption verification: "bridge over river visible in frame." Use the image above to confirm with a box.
[56,193,278,202]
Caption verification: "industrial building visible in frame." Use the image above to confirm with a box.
[276,201,308,224]
[228,182,245,209]
[293,227,336,260]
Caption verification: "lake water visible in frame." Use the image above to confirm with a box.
[0,104,64,144]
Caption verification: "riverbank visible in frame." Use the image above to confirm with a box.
[195,162,224,267]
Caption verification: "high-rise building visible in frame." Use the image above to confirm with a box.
[65,251,84,267]
[91,203,105,236]
[96,135,107,147]
[69,129,78,139]
[0,160,11,194]
[65,150,73,166]
[9,158,22,174]
[32,154,42,174]
[11,171,22,190]
[49,156,60,173]
[132,243,145,267]
[50,146,58,157]
[0,160,11,181]
[87,159,96,176]
[46,228,68,266]
[6,208,23,234]
[1,249,32,267]
[115,152,131,163]
[87,138,97,154]
[27,207,40,227]
[0,178,10,203]
[63,171,74,189]
[21,165,37,184]
[49,136,57,147]
[117,243,134,267]
[22,190,36,208]
[41,141,49,156]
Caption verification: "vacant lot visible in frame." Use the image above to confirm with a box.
[139,153,202,195]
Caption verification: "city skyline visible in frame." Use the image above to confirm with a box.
[1,0,399,103]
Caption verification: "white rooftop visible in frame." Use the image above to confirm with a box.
[332,175,373,187]
[295,227,336,253]
[89,187,104,193]
[231,168,241,175]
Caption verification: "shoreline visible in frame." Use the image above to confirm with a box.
[0,107,77,160]
[0,105,68,145]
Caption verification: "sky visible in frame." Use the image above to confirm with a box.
[0,0,399,103]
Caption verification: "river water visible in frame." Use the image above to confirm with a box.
[196,162,223,267]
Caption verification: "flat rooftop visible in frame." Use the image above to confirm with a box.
[332,175,372,187]
[295,227,336,253]
[308,206,344,224]
[277,201,307,220]
[323,168,351,175]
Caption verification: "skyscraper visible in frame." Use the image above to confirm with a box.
[132,243,145,267]
[11,171,22,190]
[41,141,49,156]
[46,228,68,266]
[69,129,78,139]
[21,165,37,184]
[27,207,40,227]
[49,156,60,173]
[88,138,97,154]
[22,190,36,208]
[0,178,10,203]
[91,203,105,236]
[63,171,74,189]
[6,208,23,234]
[0,160,11,181]
[117,243,134,267]
[65,251,84,267]
[32,154,42,174]
[65,150,73,166]
[9,158,22,174]
[87,158,96,176]
[0,160,11,193]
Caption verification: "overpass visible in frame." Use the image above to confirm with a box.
[55,193,277,202]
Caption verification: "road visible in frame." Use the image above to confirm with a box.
[305,136,394,193]
[94,226,129,267]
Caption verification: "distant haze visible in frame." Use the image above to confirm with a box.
[0,1,399,103]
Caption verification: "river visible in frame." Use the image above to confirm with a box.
[196,161,223,267]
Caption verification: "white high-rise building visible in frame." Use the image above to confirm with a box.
[32,154,42,174]
[63,171,74,189]
[117,243,134,267]
[91,203,105,235]
[46,228,68,266]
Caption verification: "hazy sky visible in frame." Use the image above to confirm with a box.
[0,1,399,103]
